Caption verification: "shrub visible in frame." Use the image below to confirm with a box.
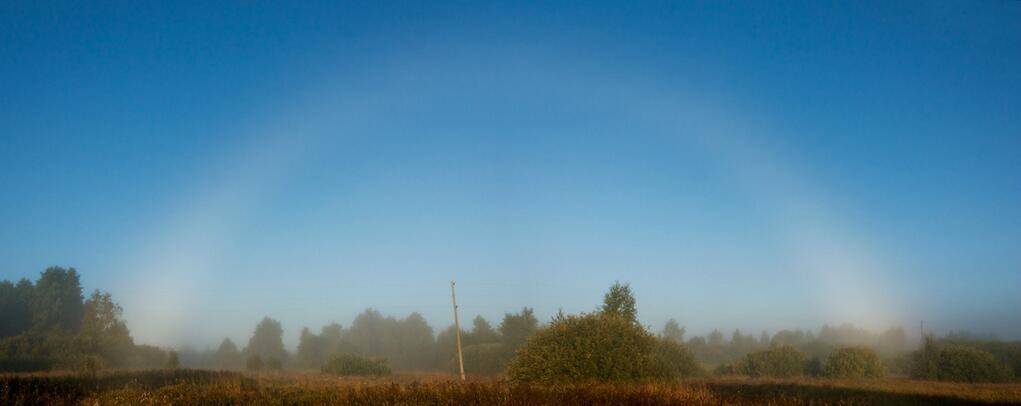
[456,343,510,375]
[737,345,806,378]
[265,357,283,371]
[321,353,390,376]
[910,338,1012,381]
[651,338,703,378]
[825,346,884,379]
[911,338,1012,383]
[246,355,263,371]
[507,312,667,383]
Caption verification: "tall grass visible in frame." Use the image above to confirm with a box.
[3,370,1020,405]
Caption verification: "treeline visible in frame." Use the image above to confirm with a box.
[180,308,539,374]
[671,321,909,372]
[2,267,1019,383]
[0,267,166,371]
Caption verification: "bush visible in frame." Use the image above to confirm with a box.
[246,355,263,371]
[456,343,510,375]
[321,354,390,376]
[911,338,1012,383]
[265,357,283,371]
[825,346,885,379]
[651,338,703,378]
[507,312,667,383]
[737,345,806,378]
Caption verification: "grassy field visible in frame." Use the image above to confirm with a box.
[3,370,1020,405]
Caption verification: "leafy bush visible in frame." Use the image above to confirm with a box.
[265,357,283,370]
[651,338,703,378]
[456,343,510,375]
[507,312,668,383]
[911,337,1012,383]
[737,345,806,378]
[321,353,390,376]
[824,346,884,378]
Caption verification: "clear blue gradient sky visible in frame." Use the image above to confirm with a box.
[2,1,1019,348]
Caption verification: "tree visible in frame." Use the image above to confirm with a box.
[661,319,686,343]
[500,307,539,350]
[296,327,323,368]
[317,323,354,358]
[245,317,287,364]
[215,338,242,369]
[30,267,84,332]
[0,279,34,337]
[600,281,637,322]
[395,313,435,370]
[467,316,500,345]
[79,290,134,367]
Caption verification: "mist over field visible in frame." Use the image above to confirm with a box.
[2,1,1019,359]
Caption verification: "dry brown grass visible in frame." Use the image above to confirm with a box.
[3,369,1020,405]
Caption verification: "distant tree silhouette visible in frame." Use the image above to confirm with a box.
[215,338,242,369]
[661,319,686,343]
[245,317,287,364]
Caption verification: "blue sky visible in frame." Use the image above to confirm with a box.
[2,1,1019,348]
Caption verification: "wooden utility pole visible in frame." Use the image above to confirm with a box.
[451,281,466,381]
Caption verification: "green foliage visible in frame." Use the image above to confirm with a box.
[736,345,806,378]
[599,281,637,322]
[650,338,703,378]
[507,312,666,383]
[457,343,509,375]
[246,355,263,371]
[911,337,1012,383]
[661,319,686,343]
[79,290,134,367]
[30,267,84,332]
[321,353,390,376]
[245,317,287,364]
[265,357,283,370]
[346,309,435,371]
[824,346,885,378]
[0,278,34,337]
[499,307,538,350]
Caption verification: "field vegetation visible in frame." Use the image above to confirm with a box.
[2,267,1020,403]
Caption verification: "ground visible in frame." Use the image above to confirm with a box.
[3,370,1020,405]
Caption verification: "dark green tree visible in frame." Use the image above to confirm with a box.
[30,267,84,332]
[0,279,34,337]
[499,307,538,350]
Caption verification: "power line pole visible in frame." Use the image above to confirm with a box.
[451,280,465,381]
